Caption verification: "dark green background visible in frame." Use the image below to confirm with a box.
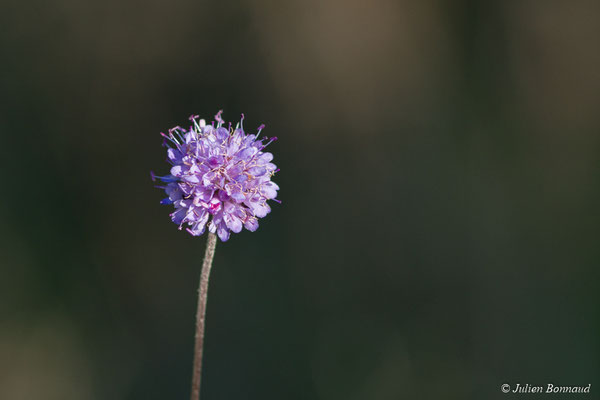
[1,1,599,399]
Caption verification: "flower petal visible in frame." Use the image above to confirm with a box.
[167,148,183,163]
[248,166,267,176]
[260,181,279,199]
[225,213,243,233]
[215,127,229,141]
[217,225,230,241]
[236,146,257,161]
[256,152,273,164]
[244,217,259,232]
[170,208,187,225]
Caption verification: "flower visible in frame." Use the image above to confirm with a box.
[152,111,280,241]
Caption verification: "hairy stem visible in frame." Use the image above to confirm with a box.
[191,232,217,400]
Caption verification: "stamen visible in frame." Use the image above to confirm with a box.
[215,110,224,127]
[260,136,278,149]
[160,132,179,146]
[256,124,265,138]
[160,130,181,148]
[152,174,178,183]
[169,127,185,143]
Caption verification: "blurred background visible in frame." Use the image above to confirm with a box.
[1,0,599,399]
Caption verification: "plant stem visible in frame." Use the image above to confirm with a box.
[191,232,217,400]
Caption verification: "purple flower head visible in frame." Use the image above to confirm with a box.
[152,111,280,241]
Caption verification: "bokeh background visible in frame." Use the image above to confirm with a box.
[1,0,599,399]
